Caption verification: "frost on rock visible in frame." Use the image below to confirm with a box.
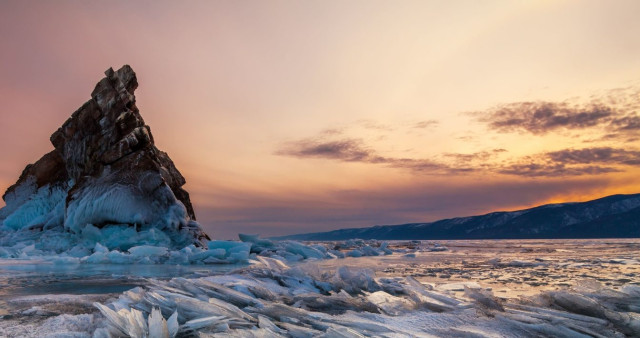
[2,182,66,231]
[0,65,209,258]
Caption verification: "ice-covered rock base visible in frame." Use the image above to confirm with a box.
[0,65,209,253]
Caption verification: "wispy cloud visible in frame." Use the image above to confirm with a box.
[276,137,449,172]
[478,101,614,134]
[498,147,640,177]
[611,113,640,131]
[412,120,439,129]
[384,158,453,173]
[276,138,375,162]
[547,147,640,166]
[498,163,620,177]
[474,86,640,138]
[444,149,506,163]
[356,119,394,131]
[277,135,640,178]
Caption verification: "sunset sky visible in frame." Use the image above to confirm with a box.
[1,1,640,239]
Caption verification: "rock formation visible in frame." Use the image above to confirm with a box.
[0,65,210,248]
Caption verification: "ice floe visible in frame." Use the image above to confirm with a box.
[0,228,405,265]
[82,255,640,337]
[1,239,639,337]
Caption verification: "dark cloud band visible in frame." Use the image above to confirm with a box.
[277,137,640,178]
[276,138,373,162]
[474,85,640,137]
[478,102,615,134]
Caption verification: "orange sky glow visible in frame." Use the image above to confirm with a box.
[1,1,640,238]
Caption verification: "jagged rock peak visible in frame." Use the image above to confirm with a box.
[0,65,210,248]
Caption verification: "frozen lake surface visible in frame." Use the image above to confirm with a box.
[1,239,639,337]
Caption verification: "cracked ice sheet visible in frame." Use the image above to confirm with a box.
[87,261,638,337]
[1,238,639,337]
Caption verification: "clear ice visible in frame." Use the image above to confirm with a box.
[1,238,638,337]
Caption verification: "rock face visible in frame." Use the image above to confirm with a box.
[0,65,209,247]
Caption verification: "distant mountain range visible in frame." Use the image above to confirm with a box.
[276,193,640,241]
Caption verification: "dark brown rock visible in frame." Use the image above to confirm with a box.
[1,65,209,246]
[2,150,67,202]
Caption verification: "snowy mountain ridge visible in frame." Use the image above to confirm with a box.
[277,193,640,240]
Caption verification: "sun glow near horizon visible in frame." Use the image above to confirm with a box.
[1,0,640,238]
